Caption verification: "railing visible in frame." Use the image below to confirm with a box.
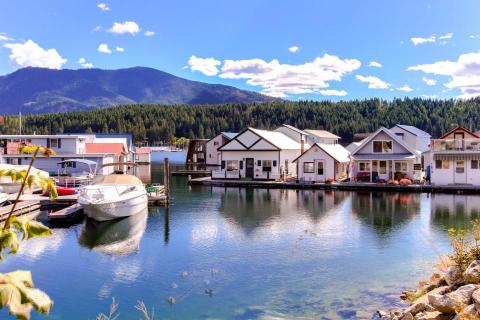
[431,139,480,152]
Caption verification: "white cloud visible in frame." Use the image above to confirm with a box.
[77,57,93,68]
[218,54,361,97]
[397,85,413,92]
[422,77,437,86]
[144,31,155,37]
[355,75,390,89]
[318,89,348,96]
[368,61,382,68]
[408,51,480,98]
[0,33,13,41]
[115,46,124,52]
[97,3,110,11]
[107,21,140,35]
[93,26,102,32]
[288,46,299,53]
[470,34,480,39]
[97,43,111,54]
[410,33,453,46]
[438,32,453,40]
[188,55,221,76]
[4,40,66,69]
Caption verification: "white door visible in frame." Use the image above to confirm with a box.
[378,160,388,180]
[316,160,325,181]
[454,160,467,184]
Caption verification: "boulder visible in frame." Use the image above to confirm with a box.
[428,284,478,314]
[404,302,429,316]
[464,260,480,284]
[414,311,453,320]
[402,312,414,320]
[445,266,464,287]
[472,289,480,310]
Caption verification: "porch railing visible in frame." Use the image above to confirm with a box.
[431,139,480,152]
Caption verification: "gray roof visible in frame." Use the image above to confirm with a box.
[304,129,341,139]
[222,132,238,140]
[393,125,431,137]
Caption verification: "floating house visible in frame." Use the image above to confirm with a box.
[349,127,423,182]
[430,127,480,185]
[205,132,237,166]
[293,143,350,182]
[212,126,308,180]
[186,139,208,166]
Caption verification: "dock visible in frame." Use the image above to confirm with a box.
[0,200,41,221]
[48,203,83,221]
[188,177,480,195]
[172,169,211,177]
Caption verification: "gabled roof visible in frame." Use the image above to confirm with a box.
[350,127,419,156]
[279,124,309,136]
[293,143,349,163]
[219,127,306,151]
[222,132,238,140]
[440,126,480,139]
[392,125,431,137]
[304,129,341,140]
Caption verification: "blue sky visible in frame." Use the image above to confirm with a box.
[1,0,480,100]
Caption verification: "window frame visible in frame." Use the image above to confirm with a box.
[226,160,238,171]
[372,140,393,154]
[358,161,371,172]
[303,162,315,173]
[262,160,272,172]
[472,160,479,170]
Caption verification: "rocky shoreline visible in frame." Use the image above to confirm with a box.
[375,260,480,320]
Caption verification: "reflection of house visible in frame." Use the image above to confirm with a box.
[206,132,237,166]
[350,127,423,182]
[134,147,151,164]
[293,143,350,182]
[430,127,480,185]
[212,126,308,181]
[186,139,208,165]
[431,193,480,229]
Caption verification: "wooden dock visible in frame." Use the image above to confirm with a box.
[0,201,41,221]
[48,203,83,221]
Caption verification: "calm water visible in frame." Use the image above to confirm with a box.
[1,152,479,319]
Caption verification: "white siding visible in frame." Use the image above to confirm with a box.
[355,132,410,154]
[237,130,259,147]
[206,134,225,165]
[296,145,348,182]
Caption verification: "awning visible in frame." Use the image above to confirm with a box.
[352,153,416,160]
[57,159,98,166]
[434,153,480,161]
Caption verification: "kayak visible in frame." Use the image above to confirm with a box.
[44,186,77,196]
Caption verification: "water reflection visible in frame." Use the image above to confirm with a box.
[431,194,480,230]
[78,208,148,256]
[351,192,421,236]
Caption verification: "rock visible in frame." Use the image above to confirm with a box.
[414,311,453,320]
[445,266,464,287]
[464,260,480,284]
[451,304,478,320]
[404,302,429,316]
[416,286,450,305]
[473,288,480,309]
[390,308,404,319]
[402,312,414,320]
[428,284,478,314]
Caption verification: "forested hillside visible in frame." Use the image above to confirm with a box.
[1,98,479,143]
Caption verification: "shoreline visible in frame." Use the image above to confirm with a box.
[188,177,480,195]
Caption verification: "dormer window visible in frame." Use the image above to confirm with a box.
[373,140,392,153]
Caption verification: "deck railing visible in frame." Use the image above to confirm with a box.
[431,139,480,152]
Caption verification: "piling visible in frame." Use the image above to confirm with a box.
[163,157,170,204]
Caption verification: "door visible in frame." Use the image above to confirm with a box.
[316,160,325,181]
[454,160,467,184]
[454,132,464,150]
[378,160,388,180]
[245,158,254,179]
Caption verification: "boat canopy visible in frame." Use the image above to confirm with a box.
[57,158,98,175]
[92,174,144,185]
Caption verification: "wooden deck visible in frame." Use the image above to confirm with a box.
[188,177,480,194]
[48,203,83,221]
[0,201,41,221]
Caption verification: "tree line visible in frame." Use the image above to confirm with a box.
[1,97,480,144]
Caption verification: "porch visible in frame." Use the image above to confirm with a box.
[351,154,417,182]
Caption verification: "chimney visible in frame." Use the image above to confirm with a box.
[301,139,305,153]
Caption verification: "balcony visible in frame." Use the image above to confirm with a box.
[431,139,480,152]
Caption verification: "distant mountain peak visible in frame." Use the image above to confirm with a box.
[0,67,278,114]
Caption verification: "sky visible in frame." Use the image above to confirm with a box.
[1,0,480,100]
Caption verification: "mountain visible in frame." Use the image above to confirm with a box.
[0,67,278,114]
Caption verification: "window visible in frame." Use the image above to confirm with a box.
[456,161,465,174]
[317,161,324,175]
[435,160,449,169]
[304,162,314,173]
[197,153,204,159]
[221,160,225,169]
[273,160,277,167]
[257,160,262,167]
[379,161,387,174]
[394,161,408,172]
[359,161,370,172]
[209,154,212,158]
[194,144,203,151]
[395,132,404,139]
[262,160,272,172]
[472,160,479,169]
[239,161,243,170]
[373,140,392,153]
[213,141,219,146]
[49,138,61,148]
[226,160,238,171]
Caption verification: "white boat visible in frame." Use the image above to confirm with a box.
[0,164,50,194]
[78,174,148,221]
[0,192,8,206]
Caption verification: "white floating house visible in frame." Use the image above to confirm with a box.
[205,132,237,166]
[293,143,350,182]
[350,127,423,182]
[212,127,308,181]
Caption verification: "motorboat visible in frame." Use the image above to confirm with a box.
[53,159,98,188]
[78,207,148,255]
[0,164,50,194]
[0,192,8,206]
[78,174,148,221]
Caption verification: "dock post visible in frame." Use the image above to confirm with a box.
[164,157,170,204]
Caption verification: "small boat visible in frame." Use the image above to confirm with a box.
[78,174,148,221]
[43,186,77,197]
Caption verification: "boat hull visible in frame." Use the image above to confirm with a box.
[80,193,148,222]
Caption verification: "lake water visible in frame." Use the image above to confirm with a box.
[1,152,478,319]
